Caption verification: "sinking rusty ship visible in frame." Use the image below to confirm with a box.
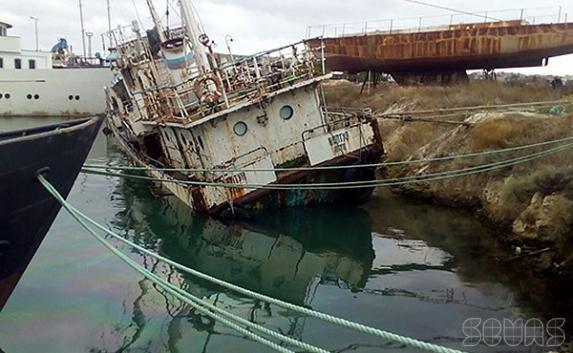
[105,0,383,217]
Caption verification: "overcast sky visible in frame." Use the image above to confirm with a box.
[1,0,572,75]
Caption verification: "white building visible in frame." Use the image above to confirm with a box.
[0,21,113,117]
[0,22,52,70]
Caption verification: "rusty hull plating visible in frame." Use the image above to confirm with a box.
[306,21,573,83]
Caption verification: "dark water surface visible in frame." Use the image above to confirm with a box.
[0,117,564,352]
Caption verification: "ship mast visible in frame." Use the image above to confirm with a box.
[106,0,112,44]
[79,0,87,58]
[179,0,211,73]
[146,0,167,42]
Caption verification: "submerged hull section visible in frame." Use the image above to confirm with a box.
[0,117,102,311]
[110,118,383,217]
[122,190,376,305]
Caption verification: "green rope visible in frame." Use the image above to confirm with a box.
[84,135,573,173]
[38,174,469,353]
[38,175,323,353]
[81,142,573,190]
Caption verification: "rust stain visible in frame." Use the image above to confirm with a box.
[307,22,573,73]
[224,173,247,200]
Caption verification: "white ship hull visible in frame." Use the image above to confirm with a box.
[0,68,112,117]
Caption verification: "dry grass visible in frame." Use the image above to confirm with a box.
[469,114,573,151]
[469,117,530,150]
[326,80,569,161]
[330,79,573,265]
[324,80,563,113]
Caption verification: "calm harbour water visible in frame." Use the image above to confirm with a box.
[0,117,566,352]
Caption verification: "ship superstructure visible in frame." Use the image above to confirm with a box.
[105,0,383,217]
[0,21,112,117]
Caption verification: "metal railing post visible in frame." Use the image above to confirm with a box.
[484,12,488,23]
[364,21,368,34]
[520,9,524,21]
[558,6,562,23]
[342,24,346,36]
[389,19,393,34]
[320,38,326,75]
[418,17,422,32]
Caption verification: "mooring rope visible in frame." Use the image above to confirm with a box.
[38,175,468,353]
[80,141,573,190]
[38,176,299,353]
[84,135,573,173]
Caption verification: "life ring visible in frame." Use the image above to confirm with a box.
[193,74,223,107]
[198,34,210,47]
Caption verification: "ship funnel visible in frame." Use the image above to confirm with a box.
[161,37,194,84]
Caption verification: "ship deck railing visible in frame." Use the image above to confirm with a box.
[136,40,325,124]
[306,5,568,38]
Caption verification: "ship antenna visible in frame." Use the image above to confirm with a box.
[107,0,112,42]
[79,0,87,59]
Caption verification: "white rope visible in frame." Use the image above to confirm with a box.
[39,175,468,353]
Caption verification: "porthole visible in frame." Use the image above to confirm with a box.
[34,94,39,100]
[5,93,10,99]
[0,94,3,99]
[279,105,294,120]
[26,94,32,100]
[68,95,74,100]
[75,95,80,100]
[233,121,248,136]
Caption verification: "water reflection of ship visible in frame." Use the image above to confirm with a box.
[92,177,376,351]
[115,176,376,306]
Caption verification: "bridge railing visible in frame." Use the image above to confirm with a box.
[306,6,568,38]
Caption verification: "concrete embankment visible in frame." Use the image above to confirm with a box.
[326,80,573,277]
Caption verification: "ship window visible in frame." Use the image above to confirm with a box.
[0,58,3,68]
[0,94,3,99]
[28,59,36,69]
[279,105,294,120]
[14,58,21,69]
[68,95,74,100]
[75,95,80,100]
[233,121,248,136]
[34,94,39,100]
[4,93,10,99]
[26,94,32,100]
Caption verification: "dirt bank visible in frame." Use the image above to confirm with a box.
[326,80,573,277]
